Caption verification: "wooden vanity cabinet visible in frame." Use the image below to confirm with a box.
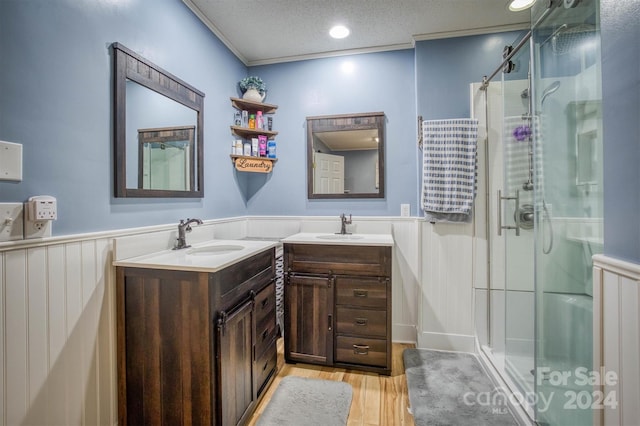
[283,243,392,375]
[116,248,277,426]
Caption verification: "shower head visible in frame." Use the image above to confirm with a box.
[552,23,596,55]
[541,81,561,106]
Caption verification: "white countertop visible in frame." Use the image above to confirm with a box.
[112,239,278,273]
[281,232,394,247]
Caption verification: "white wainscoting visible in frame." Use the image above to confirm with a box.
[1,237,116,426]
[418,220,475,352]
[0,215,421,426]
[593,254,640,426]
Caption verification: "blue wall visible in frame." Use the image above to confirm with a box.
[0,0,248,235]
[416,31,527,120]
[601,0,640,263]
[245,51,417,217]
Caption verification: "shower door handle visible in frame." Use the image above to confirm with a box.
[497,189,521,236]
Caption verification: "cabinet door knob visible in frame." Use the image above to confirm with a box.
[262,329,269,341]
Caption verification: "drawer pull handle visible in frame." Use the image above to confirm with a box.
[353,344,370,355]
[354,318,368,326]
[261,299,269,309]
[262,329,269,341]
[353,290,368,298]
[263,361,269,371]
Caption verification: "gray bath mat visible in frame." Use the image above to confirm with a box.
[257,376,352,426]
[403,349,518,426]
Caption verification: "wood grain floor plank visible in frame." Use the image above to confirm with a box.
[344,372,366,424]
[363,374,381,425]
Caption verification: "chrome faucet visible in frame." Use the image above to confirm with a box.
[339,213,352,235]
[173,218,203,250]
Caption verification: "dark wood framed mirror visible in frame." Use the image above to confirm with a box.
[307,112,385,199]
[113,42,204,198]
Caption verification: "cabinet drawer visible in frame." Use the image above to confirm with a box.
[335,277,387,308]
[255,342,277,397]
[255,313,276,358]
[336,307,386,337]
[211,249,275,313]
[335,336,387,368]
[255,281,276,324]
[285,244,391,276]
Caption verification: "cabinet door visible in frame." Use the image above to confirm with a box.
[284,274,334,365]
[216,299,255,426]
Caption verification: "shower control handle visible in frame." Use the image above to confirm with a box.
[497,190,521,237]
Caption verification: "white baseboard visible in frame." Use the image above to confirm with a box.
[393,324,417,343]
[417,331,475,352]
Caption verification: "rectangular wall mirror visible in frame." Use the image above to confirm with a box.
[307,112,385,199]
[113,42,205,198]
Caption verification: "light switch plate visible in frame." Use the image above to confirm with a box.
[0,203,24,241]
[401,204,410,217]
[0,140,23,181]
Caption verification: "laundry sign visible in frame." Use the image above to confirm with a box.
[233,156,275,173]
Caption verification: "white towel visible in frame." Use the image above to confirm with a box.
[421,119,478,223]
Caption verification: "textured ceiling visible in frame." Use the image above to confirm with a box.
[182,0,530,66]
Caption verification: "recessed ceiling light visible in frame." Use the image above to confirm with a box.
[508,0,536,11]
[329,25,350,39]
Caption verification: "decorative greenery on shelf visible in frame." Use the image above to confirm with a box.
[239,76,266,95]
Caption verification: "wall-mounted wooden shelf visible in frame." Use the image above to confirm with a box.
[230,98,278,173]
[230,155,277,173]
[230,97,278,114]
[229,126,278,140]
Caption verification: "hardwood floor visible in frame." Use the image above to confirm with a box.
[248,338,416,426]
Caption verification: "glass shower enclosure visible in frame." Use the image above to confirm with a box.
[478,1,602,424]
[533,1,602,424]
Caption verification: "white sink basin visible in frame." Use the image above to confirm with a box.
[113,239,278,273]
[187,244,245,256]
[316,234,365,240]
[281,232,394,246]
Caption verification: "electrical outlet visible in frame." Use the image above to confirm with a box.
[400,204,410,217]
[27,196,57,221]
[24,196,56,239]
[0,203,24,241]
[24,217,52,239]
